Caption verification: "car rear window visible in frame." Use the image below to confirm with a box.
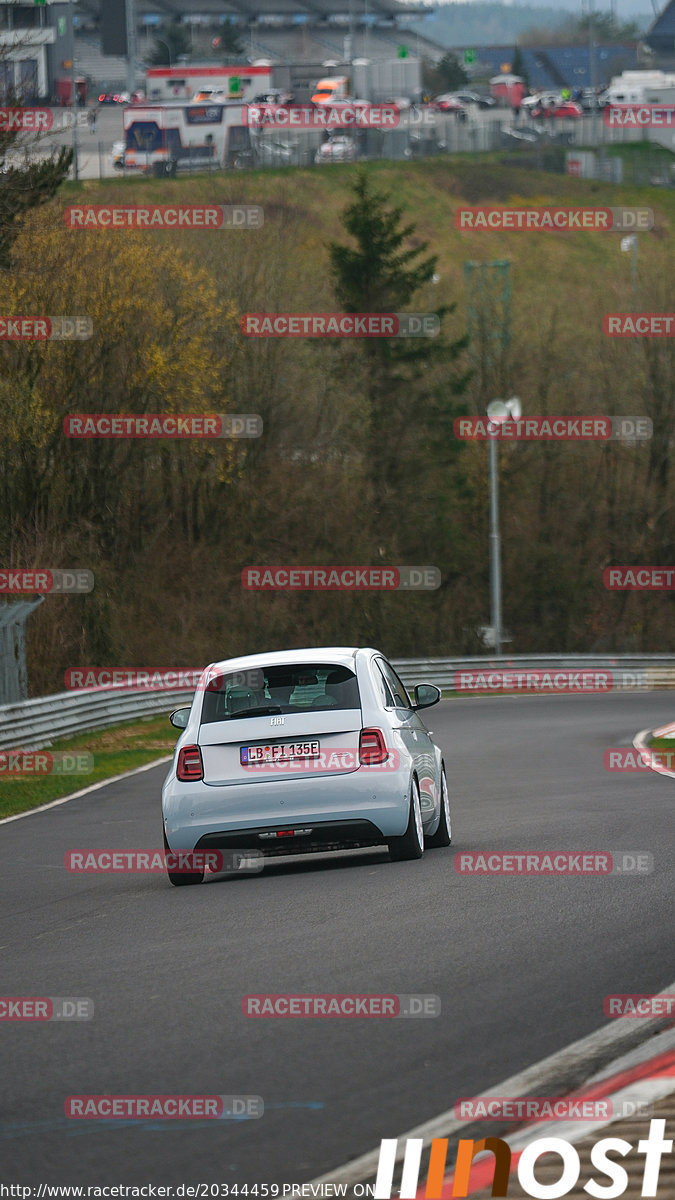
[200,663,360,723]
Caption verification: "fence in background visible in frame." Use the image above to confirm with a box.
[1,655,674,752]
[0,598,44,706]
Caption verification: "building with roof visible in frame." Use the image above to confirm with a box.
[0,0,78,103]
[92,0,440,90]
[645,0,675,68]
[0,0,441,100]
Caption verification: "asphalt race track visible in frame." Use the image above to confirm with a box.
[1,692,673,1185]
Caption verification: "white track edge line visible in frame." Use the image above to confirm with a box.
[0,756,173,826]
[309,981,675,1186]
[504,1075,675,1153]
[633,728,675,780]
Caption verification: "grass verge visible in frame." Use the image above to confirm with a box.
[647,735,675,770]
[0,714,177,820]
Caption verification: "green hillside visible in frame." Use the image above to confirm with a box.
[2,152,672,691]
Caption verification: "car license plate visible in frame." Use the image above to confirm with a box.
[241,741,320,765]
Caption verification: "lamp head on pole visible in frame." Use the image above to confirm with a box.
[486,396,521,426]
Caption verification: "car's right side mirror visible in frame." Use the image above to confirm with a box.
[411,684,441,710]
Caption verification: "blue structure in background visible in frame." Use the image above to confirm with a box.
[457,42,638,90]
[646,0,675,63]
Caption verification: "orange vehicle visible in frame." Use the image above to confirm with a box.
[311,76,350,105]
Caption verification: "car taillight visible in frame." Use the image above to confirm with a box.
[176,744,203,781]
[359,728,388,766]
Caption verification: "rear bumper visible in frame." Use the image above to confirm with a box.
[162,768,412,850]
[195,819,386,855]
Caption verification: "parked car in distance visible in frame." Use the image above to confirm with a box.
[580,88,604,109]
[235,137,301,168]
[453,90,496,108]
[251,90,294,105]
[530,99,583,118]
[315,135,357,162]
[522,91,560,111]
[500,125,541,144]
[431,94,467,119]
[405,129,447,157]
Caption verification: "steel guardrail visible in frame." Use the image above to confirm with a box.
[0,656,674,752]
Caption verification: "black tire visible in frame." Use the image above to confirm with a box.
[388,777,424,862]
[426,767,451,848]
[164,830,203,887]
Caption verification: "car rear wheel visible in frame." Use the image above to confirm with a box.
[426,767,451,848]
[388,777,424,862]
[164,830,204,887]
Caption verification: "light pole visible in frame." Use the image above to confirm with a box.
[587,0,597,145]
[621,234,638,298]
[486,396,521,655]
[67,0,79,180]
[125,0,138,94]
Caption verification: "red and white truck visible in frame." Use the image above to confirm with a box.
[145,66,272,103]
[122,100,252,174]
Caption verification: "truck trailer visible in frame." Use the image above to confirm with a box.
[122,100,251,175]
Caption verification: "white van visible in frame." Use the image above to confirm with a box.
[601,72,675,106]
